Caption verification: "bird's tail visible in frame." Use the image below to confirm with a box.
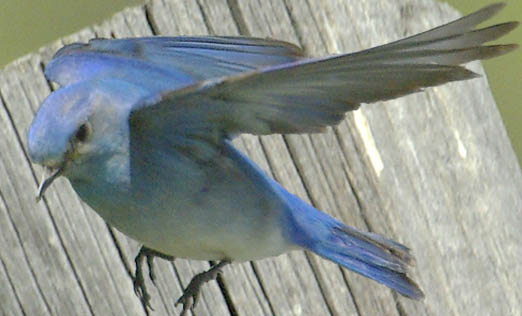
[311,222,423,299]
[285,192,424,299]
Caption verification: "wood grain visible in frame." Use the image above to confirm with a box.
[0,0,520,315]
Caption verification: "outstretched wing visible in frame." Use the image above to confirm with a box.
[45,36,304,89]
[131,3,518,140]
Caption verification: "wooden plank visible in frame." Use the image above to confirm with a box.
[185,3,281,315]
[0,58,94,315]
[283,1,522,315]
[233,1,398,314]
[0,0,520,315]
[198,1,352,315]
[307,1,522,315]
[2,52,147,316]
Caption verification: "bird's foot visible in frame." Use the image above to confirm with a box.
[176,260,230,316]
[133,246,175,310]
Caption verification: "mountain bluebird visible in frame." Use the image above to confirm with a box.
[27,3,518,315]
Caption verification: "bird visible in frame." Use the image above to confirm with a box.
[27,3,518,315]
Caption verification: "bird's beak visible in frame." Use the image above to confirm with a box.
[36,162,67,202]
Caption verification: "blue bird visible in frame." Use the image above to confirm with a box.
[27,4,517,315]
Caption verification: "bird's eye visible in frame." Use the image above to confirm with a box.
[74,122,90,143]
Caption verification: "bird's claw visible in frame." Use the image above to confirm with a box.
[175,282,202,316]
[133,278,154,311]
[132,246,175,311]
[175,260,230,316]
[133,248,228,316]
[133,247,154,310]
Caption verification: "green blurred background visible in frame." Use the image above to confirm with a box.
[1,0,520,165]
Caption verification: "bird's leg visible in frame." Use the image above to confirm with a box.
[176,260,230,316]
[133,246,175,310]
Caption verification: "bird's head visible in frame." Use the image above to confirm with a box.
[27,79,144,201]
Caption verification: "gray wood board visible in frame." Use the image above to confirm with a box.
[0,0,521,315]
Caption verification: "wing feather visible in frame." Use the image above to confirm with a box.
[45,36,304,87]
[132,4,517,137]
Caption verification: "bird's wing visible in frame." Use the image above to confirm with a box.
[45,36,304,88]
[130,4,518,140]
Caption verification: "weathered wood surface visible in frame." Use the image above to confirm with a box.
[1,0,521,315]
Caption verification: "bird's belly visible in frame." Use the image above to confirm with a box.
[137,198,292,261]
[72,175,295,261]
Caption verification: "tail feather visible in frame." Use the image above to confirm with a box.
[311,224,424,299]
[279,177,424,298]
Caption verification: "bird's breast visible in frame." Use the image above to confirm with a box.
[70,150,295,261]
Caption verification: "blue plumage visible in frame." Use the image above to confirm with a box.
[27,4,518,314]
